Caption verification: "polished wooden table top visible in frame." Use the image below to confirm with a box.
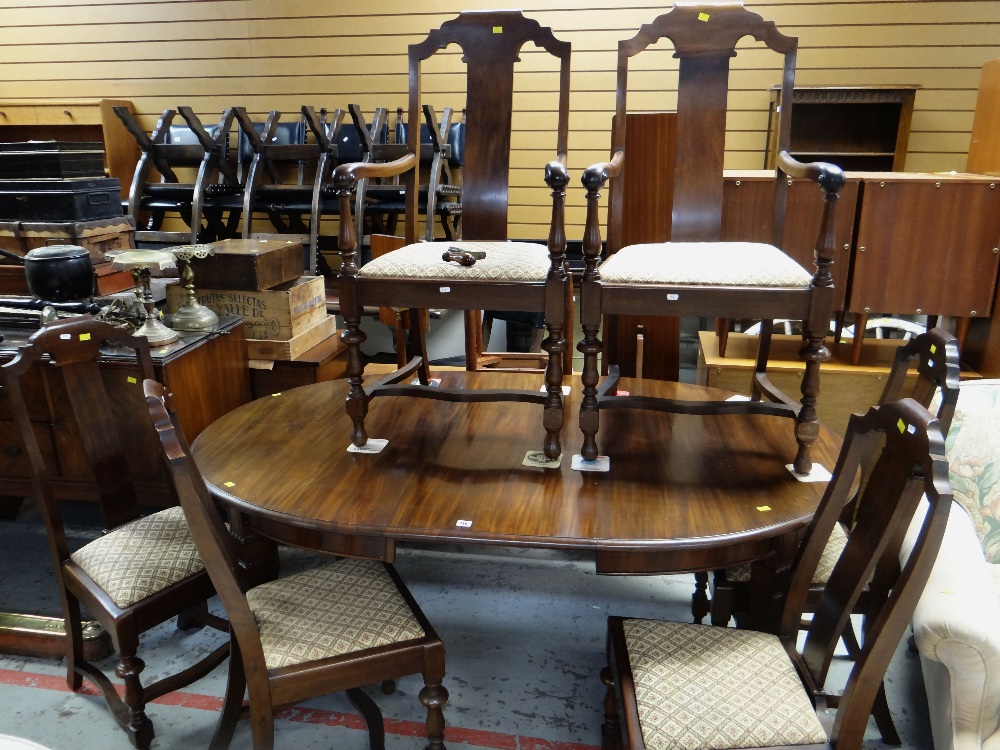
[191,371,841,574]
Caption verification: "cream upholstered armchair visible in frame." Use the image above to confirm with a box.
[903,378,1000,750]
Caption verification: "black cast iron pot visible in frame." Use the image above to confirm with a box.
[0,244,95,301]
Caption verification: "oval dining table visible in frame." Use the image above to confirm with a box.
[191,370,842,632]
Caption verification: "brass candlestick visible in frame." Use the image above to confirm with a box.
[110,250,179,344]
[167,243,219,331]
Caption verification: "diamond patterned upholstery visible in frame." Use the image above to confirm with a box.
[727,522,848,584]
[622,619,826,750]
[358,240,552,282]
[246,558,427,670]
[599,242,813,287]
[70,507,204,609]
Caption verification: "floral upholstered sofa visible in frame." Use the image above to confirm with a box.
[903,378,1000,750]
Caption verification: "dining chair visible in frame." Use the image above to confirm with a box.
[576,2,845,474]
[332,9,572,459]
[702,326,960,742]
[115,106,242,246]
[603,396,952,750]
[235,106,343,275]
[383,105,464,242]
[2,317,228,750]
[142,379,448,750]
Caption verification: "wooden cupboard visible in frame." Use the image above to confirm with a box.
[0,99,140,200]
[0,316,251,521]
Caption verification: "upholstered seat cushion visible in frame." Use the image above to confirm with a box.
[727,522,848,584]
[622,619,826,750]
[358,240,552,282]
[246,558,426,670]
[70,506,204,609]
[599,242,812,287]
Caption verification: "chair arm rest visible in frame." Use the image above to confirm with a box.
[581,150,624,192]
[545,160,570,191]
[902,501,1000,745]
[333,152,417,192]
[776,151,845,194]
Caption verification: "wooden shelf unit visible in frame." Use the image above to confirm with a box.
[0,98,140,200]
[766,86,919,172]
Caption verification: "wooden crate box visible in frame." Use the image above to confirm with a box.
[193,238,304,291]
[166,275,325,341]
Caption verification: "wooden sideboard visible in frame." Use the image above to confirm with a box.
[0,316,251,521]
[0,98,140,200]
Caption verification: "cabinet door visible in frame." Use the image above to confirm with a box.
[722,176,860,312]
[849,179,1000,317]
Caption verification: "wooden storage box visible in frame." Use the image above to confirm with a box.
[0,216,135,262]
[697,331,980,436]
[0,178,122,221]
[194,238,304,291]
[166,275,325,341]
[246,314,337,361]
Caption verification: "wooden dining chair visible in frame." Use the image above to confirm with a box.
[701,326,960,742]
[332,10,572,460]
[115,106,242,246]
[576,2,845,474]
[235,106,343,275]
[603,396,952,750]
[142,379,448,750]
[2,317,228,750]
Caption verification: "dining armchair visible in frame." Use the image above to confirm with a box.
[603,396,952,750]
[115,106,242,245]
[576,2,845,473]
[332,10,572,459]
[143,379,448,750]
[2,318,228,750]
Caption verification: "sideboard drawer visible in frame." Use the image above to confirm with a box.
[0,106,38,126]
[34,105,102,126]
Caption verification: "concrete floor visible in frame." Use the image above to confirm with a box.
[0,501,934,750]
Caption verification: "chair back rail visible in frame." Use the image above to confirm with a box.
[607,4,796,251]
[779,398,951,747]
[143,381,268,681]
[406,10,570,242]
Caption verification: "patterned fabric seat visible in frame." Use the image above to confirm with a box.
[726,522,848,584]
[623,619,826,750]
[71,507,204,609]
[598,242,813,287]
[246,558,427,670]
[358,240,551,282]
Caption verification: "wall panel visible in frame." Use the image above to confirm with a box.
[0,0,996,238]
